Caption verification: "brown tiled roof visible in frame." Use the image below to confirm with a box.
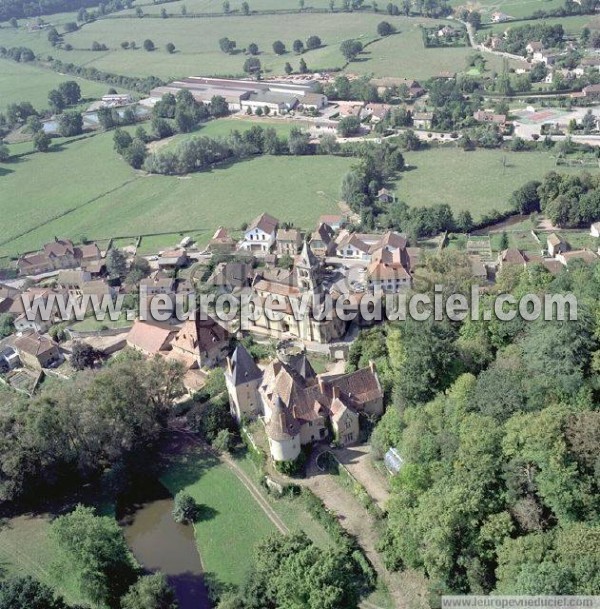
[14,332,58,357]
[248,213,279,234]
[44,239,74,258]
[127,320,176,354]
[501,248,528,266]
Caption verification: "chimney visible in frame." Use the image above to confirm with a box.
[226,356,233,376]
[369,360,376,374]
[318,377,326,394]
[332,385,340,400]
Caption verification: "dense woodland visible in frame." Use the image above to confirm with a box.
[347,252,600,599]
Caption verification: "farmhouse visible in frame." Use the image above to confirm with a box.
[126,320,178,356]
[473,110,507,127]
[206,261,253,291]
[583,84,600,99]
[207,226,237,254]
[556,249,598,267]
[370,78,425,98]
[547,233,568,257]
[168,315,230,369]
[309,222,336,257]
[491,11,511,23]
[366,247,412,293]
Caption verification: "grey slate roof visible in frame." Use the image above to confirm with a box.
[230,344,262,385]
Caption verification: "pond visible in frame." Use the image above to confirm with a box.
[119,480,211,609]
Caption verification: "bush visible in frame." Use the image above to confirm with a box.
[172,491,201,524]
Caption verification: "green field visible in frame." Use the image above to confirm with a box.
[449,0,566,20]
[0,57,113,111]
[394,147,600,220]
[0,12,483,81]
[482,13,599,37]
[160,446,276,587]
[0,515,88,605]
[0,127,348,256]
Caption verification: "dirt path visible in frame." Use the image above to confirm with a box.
[297,451,427,609]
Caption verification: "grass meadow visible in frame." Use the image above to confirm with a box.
[0,127,349,257]
[394,146,600,220]
[448,0,566,20]
[0,58,112,111]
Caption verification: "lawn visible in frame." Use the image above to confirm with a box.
[0,58,112,111]
[160,445,276,587]
[0,127,349,257]
[394,147,600,221]
[0,515,88,605]
[481,13,599,37]
[448,0,566,20]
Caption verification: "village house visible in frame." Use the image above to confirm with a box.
[369,78,425,99]
[498,248,532,269]
[228,350,384,462]
[309,223,336,257]
[318,215,345,231]
[207,227,237,254]
[239,213,279,254]
[168,314,230,369]
[377,188,395,204]
[126,320,178,356]
[556,249,598,267]
[17,239,103,276]
[526,41,544,58]
[363,103,393,123]
[13,332,62,370]
[56,269,92,292]
[158,248,189,270]
[366,247,412,293]
[547,233,568,257]
[412,111,434,130]
[206,261,253,292]
[276,228,303,256]
[335,101,365,118]
[473,110,507,127]
[13,287,68,333]
[140,271,176,296]
[583,84,600,99]
[336,230,407,261]
[491,11,511,22]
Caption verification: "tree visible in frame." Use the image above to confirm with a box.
[143,39,155,51]
[0,313,14,338]
[135,6,143,16]
[172,491,201,523]
[299,0,305,8]
[243,56,261,74]
[293,39,304,54]
[166,42,176,54]
[241,1,250,15]
[71,341,101,370]
[160,7,167,17]
[340,38,363,61]
[219,37,236,53]
[499,231,509,250]
[121,574,178,609]
[582,109,596,135]
[284,61,293,75]
[121,41,130,49]
[467,10,482,29]
[57,111,83,137]
[377,20,394,36]
[0,576,69,609]
[58,82,80,107]
[114,128,133,154]
[248,42,259,55]
[306,35,322,50]
[272,40,286,55]
[222,0,230,12]
[337,115,361,137]
[288,127,311,155]
[510,180,542,214]
[51,505,138,608]
[212,428,234,452]
[33,131,51,152]
[25,115,43,134]
[299,58,309,73]
[106,248,128,278]
[210,95,229,117]
[0,144,9,162]
[63,21,78,33]
[455,210,474,233]
[48,89,66,112]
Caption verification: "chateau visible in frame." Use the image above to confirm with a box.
[225,344,384,463]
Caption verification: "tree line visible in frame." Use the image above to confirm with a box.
[351,251,600,599]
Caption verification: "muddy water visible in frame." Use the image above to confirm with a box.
[119,482,211,609]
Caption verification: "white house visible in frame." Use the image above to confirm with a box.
[238,213,279,254]
[591,222,600,238]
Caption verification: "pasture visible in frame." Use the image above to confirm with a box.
[394,146,600,220]
[0,58,111,111]
[449,0,566,20]
[0,128,349,257]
